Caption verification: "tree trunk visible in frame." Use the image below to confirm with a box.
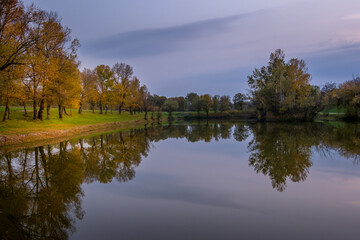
[46,104,50,120]
[206,110,209,119]
[33,100,37,120]
[144,110,148,120]
[78,102,82,114]
[91,104,95,113]
[37,98,45,120]
[100,100,103,114]
[63,107,69,116]
[58,105,63,119]
[151,111,154,120]
[2,102,9,121]
[118,105,122,114]
[23,102,27,116]
[130,107,133,115]
[105,105,108,114]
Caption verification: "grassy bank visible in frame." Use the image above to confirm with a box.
[0,107,145,136]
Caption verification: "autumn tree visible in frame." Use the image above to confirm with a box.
[127,76,140,114]
[0,0,41,72]
[112,62,133,114]
[95,65,115,114]
[0,65,24,121]
[79,68,97,114]
[248,49,319,121]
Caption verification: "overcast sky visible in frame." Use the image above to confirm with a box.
[24,0,360,97]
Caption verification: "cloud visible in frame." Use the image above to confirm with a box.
[83,12,260,59]
[343,14,360,20]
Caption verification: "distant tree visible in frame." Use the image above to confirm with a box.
[139,85,151,120]
[212,95,220,113]
[191,95,202,117]
[176,96,186,111]
[153,94,167,120]
[233,93,246,111]
[186,92,199,111]
[334,77,360,119]
[164,98,178,120]
[220,95,231,112]
[200,94,213,118]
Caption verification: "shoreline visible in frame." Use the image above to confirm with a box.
[0,119,149,152]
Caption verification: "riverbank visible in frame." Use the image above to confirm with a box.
[0,107,149,147]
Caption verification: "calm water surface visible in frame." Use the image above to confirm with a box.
[1,121,360,240]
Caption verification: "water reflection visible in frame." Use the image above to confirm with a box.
[1,121,360,239]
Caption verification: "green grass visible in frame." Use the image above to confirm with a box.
[0,106,144,135]
[320,106,345,115]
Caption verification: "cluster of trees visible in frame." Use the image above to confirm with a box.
[248,49,360,121]
[248,49,321,121]
[0,0,81,121]
[0,0,156,122]
[163,92,247,119]
[321,77,360,119]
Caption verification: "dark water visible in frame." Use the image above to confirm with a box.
[1,121,360,240]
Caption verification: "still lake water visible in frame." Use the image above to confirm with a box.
[1,121,360,240]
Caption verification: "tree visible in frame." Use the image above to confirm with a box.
[212,95,220,113]
[79,68,97,114]
[191,95,202,117]
[112,62,133,114]
[95,65,115,114]
[248,49,318,121]
[335,77,360,119]
[127,76,140,114]
[200,94,213,118]
[152,94,166,120]
[139,85,151,120]
[0,65,24,121]
[0,0,41,72]
[186,92,199,111]
[233,93,246,111]
[164,98,178,120]
[220,95,231,112]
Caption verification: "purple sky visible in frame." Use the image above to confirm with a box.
[24,0,360,97]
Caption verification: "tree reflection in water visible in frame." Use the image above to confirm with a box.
[0,121,360,239]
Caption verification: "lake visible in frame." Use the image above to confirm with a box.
[1,121,360,240]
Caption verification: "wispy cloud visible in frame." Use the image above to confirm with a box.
[343,13,360,20]
[83,12,261,59]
